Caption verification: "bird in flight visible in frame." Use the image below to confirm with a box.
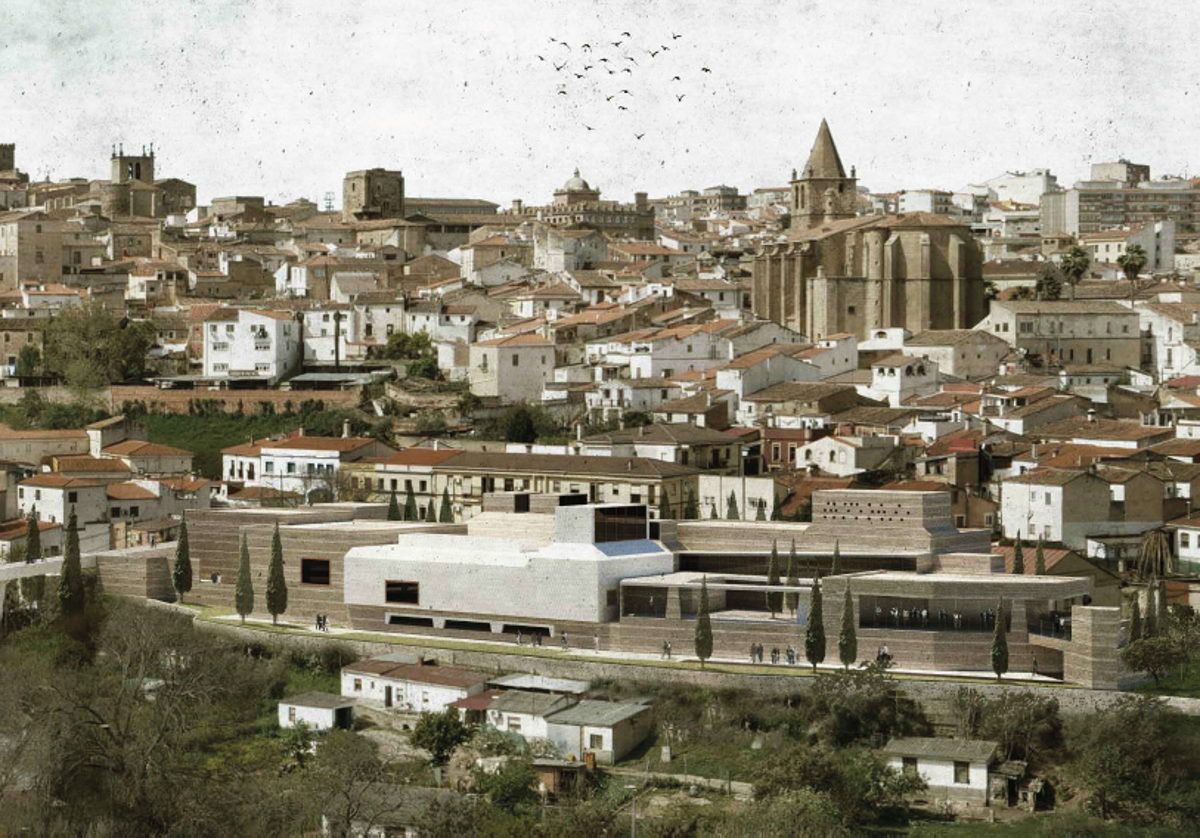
[621,31,631,37]
[618,105,628,111]
[621,68,632,74]
[626,56,638,64]
[648,49,659,57]
[605,95,615,101]
[671,75,681,81]
[537,55,545,61]
[585,125,594,131]
[676,94,685,101]
[598,57,609,62]
[574,73,584,79]
[611,40,622,47]
[701,67,711,73]
[554,62,566,71]
[635,133,644,139]
[583,64,593,70]
[581,43,592,51]
[620,89,632,95]
[549,37,557,42]
[558,90,568,95]
[672,33,682,40]
[660,45,669,52]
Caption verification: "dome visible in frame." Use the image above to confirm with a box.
[563,168,590,191]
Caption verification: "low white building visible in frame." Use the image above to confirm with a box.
[882,737,996,804]
[793,435,904,477]
[342,504,675,631]
[861,355,939,407]
[221,433,396,503]
[278,692,355,731]
[545,700,654,765]
[486,690,577,739]
[340,659,487,713]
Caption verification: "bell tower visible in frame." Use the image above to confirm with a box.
[790,120,857,230]
[111,143,156,184]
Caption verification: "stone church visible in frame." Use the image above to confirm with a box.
[751,121,986,341]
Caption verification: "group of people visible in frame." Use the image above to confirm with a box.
[749,643,798,666]
[515,630,543,647]
[870,604,1002,632]
[313,614,330,632]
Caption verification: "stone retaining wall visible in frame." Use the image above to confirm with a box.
[188,615,1200,717]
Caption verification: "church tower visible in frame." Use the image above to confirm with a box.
[790,120,857,230]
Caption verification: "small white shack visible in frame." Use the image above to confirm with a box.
[278,692,355,732]
[882,737,997,804]
[546,700,653,765]
[486,690,577,739]
[341,658,487,713]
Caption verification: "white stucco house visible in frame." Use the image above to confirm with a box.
[202,308,300,384]
[278,692,355,731]
[883,738,996,804]
[468,333,555,403]
[340,659,487,713]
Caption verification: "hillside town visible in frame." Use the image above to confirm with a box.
[3,3,1200,835]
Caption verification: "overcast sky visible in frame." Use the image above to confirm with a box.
[1,0,1195,208]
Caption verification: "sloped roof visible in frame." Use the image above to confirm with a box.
[882,737,997,763]
[803,118,847,180]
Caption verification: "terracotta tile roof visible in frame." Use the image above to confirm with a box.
[1035,418,1173,443]
[221,442,263,457]
[437,451,699,478]
[106,482,158,500]
[0,518,60,540]
[55,456,132,474]
[362,448,463,467]
[474,333,552,347]
[261,436,379,453]
[19,474,102,489]
[343,661,487,689]
[102,440,193,458]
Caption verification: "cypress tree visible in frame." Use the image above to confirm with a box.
[726,490,739,520]
[425,498,436,523]
[387,490,401,521]
[1012,534,1025,575]
[755,498,767,521]
[765,539,782,617]
[1144,579,1158,638]
[20,509,44,606]
[805,572,826,672]
[404,485,418,521]
[659,488,671,521]
[770,493,782,521]
[695,575,713,668]
[831,539,842,575]
[57,506,86,619]
[439,488,453,522]
[1034,535,1046,575]
[684,488,699,520]
[235,533,254,624]
[265,523,288,625]
[839,587,857,669]
[710,501,719,520]
[1128,595,1142,643]
[784,539,799,616]
[991,599,1009,680]
[172,516,192,604]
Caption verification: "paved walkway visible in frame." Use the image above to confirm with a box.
[206,612,1062,685]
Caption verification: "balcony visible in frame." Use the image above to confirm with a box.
[255,341,272,351]
[211,342,229,351]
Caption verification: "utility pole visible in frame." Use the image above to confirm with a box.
[333,310,342,372]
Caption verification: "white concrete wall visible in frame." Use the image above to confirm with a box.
[343,536,675,623]
[340,670,475,713]
[278,702,341,731]
[489,709,551,739]
[886,756,987,796]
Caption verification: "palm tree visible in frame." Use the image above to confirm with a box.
[1136,528,1174,580]
[1118,244,1148,299]
[1060,245,1090,301]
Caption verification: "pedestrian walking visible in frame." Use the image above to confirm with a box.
[662,640,670,659]
[516,629,523,646]
[561,632,569,650]
[666,641,672,659]
[594,634,600,652]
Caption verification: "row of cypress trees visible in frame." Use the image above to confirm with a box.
[171,517,288,625]
[386,487,454,523]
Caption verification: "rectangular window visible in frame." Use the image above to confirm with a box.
[68,491,77,503]
[589,733,604,749]
[902,757,918,777]
[1182,533,1191,549]
[301,558,331,586]
[385,580,419,604]
[353,678,362,692]
[954,761,970,784]
[512,354,519,367]
[288,707,297,722]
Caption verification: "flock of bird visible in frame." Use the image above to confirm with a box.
[535,31,713,141]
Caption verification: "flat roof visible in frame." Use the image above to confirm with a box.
[281,691,354,709]
[547,700,651,727]
[487,673,591,694]
[883,737,997,762]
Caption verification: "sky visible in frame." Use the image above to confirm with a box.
[1,0,1196,208]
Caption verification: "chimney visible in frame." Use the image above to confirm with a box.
[433,439,441,451]
[342,419,352,438]
[627,460,633,471]
[1087,409,1096,423]
[706,391,713,407]
[511,198,523,213]
[298,425,306,437]
[1031,443,1038,459]
[576,423,583,441]
[639,424,647,437]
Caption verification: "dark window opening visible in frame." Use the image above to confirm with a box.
[385,580,419,604]
[301,558,331,586]
[595,505,648,543]
[444,619,491,632]
[954,761,970,784]
[387,614,433,627]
